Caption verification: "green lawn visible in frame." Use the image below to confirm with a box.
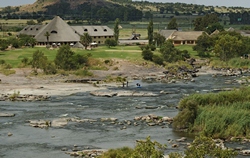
[0,45,143,68]
[176,45,199,58]
[0,44,198,68]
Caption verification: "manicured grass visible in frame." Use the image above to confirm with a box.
[175,45,199,58]
[0,45,143,68]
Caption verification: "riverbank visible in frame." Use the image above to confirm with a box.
[0,64,244,97]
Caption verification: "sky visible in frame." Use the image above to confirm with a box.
[0,0,250,8]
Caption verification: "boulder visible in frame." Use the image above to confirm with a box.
[0,113,15,117]
[51,118,68,127]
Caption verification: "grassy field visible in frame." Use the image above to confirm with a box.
[176,45,199,58]
[0,45,144,68]
[0,44,198,68]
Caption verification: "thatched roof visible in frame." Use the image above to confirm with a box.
[227,27,235,32]
[211,29,220,36]
[170,31,204,41]
[35,16,80,42]
[73,42,84,48]
[72,26,114,37]
[159,30,176,39]
[18,25,44,36]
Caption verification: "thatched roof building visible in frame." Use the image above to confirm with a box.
[19,16,114,46]
[159,30,204,45]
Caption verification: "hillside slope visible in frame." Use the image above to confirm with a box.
[19,0,111,13]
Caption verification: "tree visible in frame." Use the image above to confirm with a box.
[193,32,213,57]
[54,45,88,70]
[167,18,178,30]
[214,34,243,61]
[132,136,166,158]
[54,45,75,70]
[147,19,154,45]
[0,39,8,51]
[44,31,50,45]
[26,20,36,25]
[80,33,92,50]
[160,40,187,62]
[194,13,219,31]
[105,39,117,48]
[114,18,120,43]
[30,50,48,73]
[144,11,153,20]
[142,49,153,61]
[153,32,166,47]
[184,135,237,158]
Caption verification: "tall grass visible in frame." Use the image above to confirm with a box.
[173,87,250,138]
[194,103,250,138]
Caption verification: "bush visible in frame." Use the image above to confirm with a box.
[0,60,6,65]
[152,55,164,65]
[98,147,134,158]
[150,45,156,51]
[142,49,153,61]
[21,57,29,66]
[43,62,57,75]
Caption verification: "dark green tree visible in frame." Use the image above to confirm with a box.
[0,39,8,51]
[194,13,219,31]
[54,45,88,70]
[105,39,117,48]
[80,33,92,50]
[214,34,243,61]
[144,11,153,20]
[206,22,224,34]
[167,17,178,30]
[54,45,75,70]
[142,49,153,61]
[153,32,166,47]
[160,40,186,62]
[30,50,48,73]
[26,20,36,25]
[193,32,213,57]
[114,18,120,43]
[147,19,154,45]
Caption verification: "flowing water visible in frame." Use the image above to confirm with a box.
[0,74,248,158]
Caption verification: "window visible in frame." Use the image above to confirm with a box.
[104,29,107,32]
[30,28,33,30]
[105,36,107,38]
[94,29,97,32]
[36,28,39,31]
[51,30,57,34]
[84,29,88,31]
[94,36,96,39]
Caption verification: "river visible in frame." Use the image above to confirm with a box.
[0,74,248,157]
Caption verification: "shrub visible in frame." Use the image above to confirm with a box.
[142,49,153,61]
[0,60,6,65]
[152,55,164,65]
[98,147,134,158]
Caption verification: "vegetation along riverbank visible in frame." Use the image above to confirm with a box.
[3,0,250,157]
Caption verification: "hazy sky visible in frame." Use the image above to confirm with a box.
[0,0,250,8]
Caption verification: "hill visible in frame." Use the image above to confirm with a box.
[19,0,110,13]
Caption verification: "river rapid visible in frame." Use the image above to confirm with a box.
[0,74,248,158]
